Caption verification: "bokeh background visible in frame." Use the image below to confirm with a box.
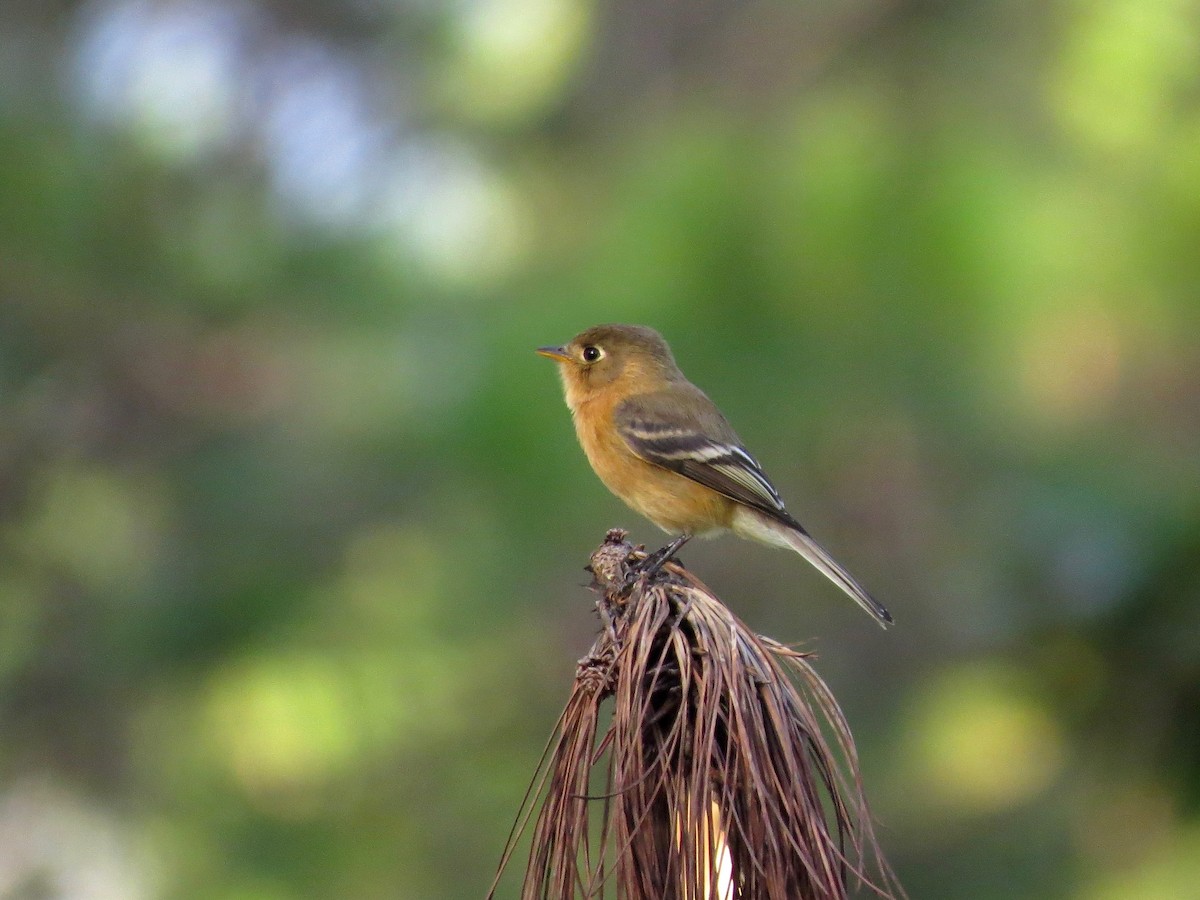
[2,0,1199,897]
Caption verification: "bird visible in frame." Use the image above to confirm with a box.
[537,323,892,627]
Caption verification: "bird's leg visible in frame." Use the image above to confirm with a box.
[638,533,692,579]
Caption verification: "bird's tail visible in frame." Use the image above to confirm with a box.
[731,507,893,628]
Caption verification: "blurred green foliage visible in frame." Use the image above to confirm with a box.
[1,0,1198,897]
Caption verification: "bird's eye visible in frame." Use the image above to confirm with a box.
[581,345,603,362]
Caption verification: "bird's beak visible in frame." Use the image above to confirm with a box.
[536,345,572,363]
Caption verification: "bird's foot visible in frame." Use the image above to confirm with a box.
[635,534,692,581]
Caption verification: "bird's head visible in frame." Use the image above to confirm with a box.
[537,324,678,409]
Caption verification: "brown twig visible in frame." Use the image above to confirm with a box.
[490,529,902,899]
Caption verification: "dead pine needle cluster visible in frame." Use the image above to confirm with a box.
[491,529,902,900]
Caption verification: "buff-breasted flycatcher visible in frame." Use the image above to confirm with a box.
[537,323,892,627]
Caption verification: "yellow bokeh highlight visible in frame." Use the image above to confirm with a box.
[201,523,477,808]
[205,653,360,800]
[439,0,592,123]
[1051,0,1200,154]
[901,663,1065,815]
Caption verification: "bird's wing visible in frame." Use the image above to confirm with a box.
[615,388,790,520]
[618,388,892,627]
